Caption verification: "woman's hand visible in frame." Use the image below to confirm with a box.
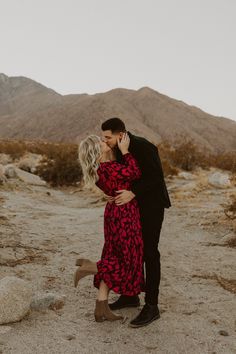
[104,193,115,203]
[117,132,130,155]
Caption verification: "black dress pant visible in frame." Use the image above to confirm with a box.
[139,204,165,305]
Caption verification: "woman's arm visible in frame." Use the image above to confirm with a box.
[103,152,141,182]
[116,152,141,181]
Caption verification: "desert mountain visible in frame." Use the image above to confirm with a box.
[0,73,235,152]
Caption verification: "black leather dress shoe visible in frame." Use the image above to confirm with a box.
[109,295,140,310]
[129,304,160,328]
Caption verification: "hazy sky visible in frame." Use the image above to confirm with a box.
[1,0,236,121]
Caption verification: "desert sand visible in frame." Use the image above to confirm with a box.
[0,171,235,354]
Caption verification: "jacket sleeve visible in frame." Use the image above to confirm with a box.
[130,144,164,198]
[108,152,141,182]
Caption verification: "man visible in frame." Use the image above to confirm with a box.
[101,117,171,328]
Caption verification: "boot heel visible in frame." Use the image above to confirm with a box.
[75,259,83,266]
[94,300,106,322]
[94,315,105,322]
[94,299,123,322]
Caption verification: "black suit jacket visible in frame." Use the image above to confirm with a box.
[116,132,171,209]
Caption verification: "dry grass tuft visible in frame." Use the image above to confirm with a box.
[226,236,236,248]
[224,196,236,220]
[0,253,48,267]
[0,215,9,225]
[0,241,58,267]
[192,274,236,294]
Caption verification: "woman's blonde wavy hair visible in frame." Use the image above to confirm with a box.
[78,135,102,188]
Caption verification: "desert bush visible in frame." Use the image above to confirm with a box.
[0,139,83,186]
[223,195,236,240]
[35,144,82,187]
[160,157,179,177]
[158,141,178,176]
[211,151,236,173]
[159,138,236,174]
[158,139,207,172]
[158,141,173,162]
[0,139,69,161]
[2,137,235,186]
[171,140,208,171]
[224,196,236,220]
[0,139,28,160]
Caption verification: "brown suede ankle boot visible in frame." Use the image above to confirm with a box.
[75,258,93,266]
[94,300,123,322]
[74,261,98,287]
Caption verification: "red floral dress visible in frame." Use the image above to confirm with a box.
[93,153,145,295]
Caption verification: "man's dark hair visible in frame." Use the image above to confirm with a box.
[101,117,126,133]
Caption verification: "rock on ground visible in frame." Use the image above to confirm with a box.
[0,276,33,324]
[30,292,66,311]
[208,171,232,188]
[13,167,46,186]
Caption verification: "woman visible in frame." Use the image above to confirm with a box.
[75,133,145,322]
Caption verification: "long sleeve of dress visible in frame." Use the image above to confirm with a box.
[103,153,141,182]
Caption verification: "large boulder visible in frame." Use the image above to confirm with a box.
[14,167,46,186]
[0,276,33,324]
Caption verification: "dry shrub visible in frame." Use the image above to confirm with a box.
[158,138,207,172]
[0,138,73,160]
[0,139,83,186]
[0,139,28,160]
[226,237,236,248]
[158,137,236,174]
[224,196,236,220]
[161,158,179,177]
[222,196,236,242]
[0,215,9,225]
[230,174,236,187]
[171,139,208,171]
[35,144,82,187]
[211,151,236,173]
[158,141,178,177]
[2,137,235,186]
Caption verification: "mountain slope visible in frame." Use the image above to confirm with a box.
[0,73,235,152]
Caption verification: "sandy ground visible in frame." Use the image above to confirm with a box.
[0,173,236,354]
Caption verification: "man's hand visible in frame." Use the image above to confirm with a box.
[104,194,115,203]
[115,190,135,205]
